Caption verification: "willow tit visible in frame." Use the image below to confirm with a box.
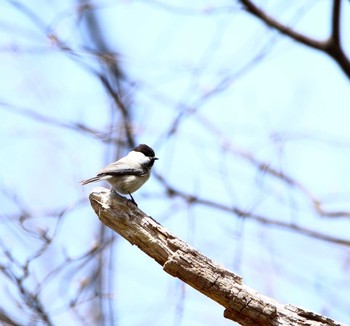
[81,144,158,205]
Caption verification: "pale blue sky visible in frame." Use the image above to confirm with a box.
[0,1,350,325]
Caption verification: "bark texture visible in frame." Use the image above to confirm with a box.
[89,187,345,326]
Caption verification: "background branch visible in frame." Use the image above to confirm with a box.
[239,0,326,50]
[239,0,350,78]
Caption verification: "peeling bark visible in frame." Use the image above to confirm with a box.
[89,188,345,326]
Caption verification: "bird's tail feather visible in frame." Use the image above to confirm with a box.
[80,176,100,185]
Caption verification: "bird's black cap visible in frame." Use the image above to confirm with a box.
[133,144,157,158]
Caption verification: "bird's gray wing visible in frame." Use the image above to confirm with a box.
[97,160,147,177]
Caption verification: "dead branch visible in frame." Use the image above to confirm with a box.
[88,187,345,326]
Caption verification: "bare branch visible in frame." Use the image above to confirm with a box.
[88,187,345,326]
[0,251,53,326]
[239,0,326,51]
[324,0,350,77]
[154,173,350,247]
[239,0,350,79]
[0,308,21,326]
[331,0,341,44]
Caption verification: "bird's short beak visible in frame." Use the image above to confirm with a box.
[154,157,159,160]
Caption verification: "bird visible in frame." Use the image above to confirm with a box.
[81,144,158,205]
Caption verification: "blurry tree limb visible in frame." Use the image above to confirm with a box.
[195,114,350,220]
[89,187,345,326]
[0,309,21,326]
[155,174,350,247]
[239,0,350,79]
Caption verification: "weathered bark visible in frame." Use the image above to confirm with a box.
[89,187,345,326]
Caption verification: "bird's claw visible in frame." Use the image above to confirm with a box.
[128,192,138,206]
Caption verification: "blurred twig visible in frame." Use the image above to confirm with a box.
[239,0,350,79]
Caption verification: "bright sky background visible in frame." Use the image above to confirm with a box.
[0,0,350,325]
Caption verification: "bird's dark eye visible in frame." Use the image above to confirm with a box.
[148,159,157,167]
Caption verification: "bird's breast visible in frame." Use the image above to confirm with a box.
[108,172,151,194]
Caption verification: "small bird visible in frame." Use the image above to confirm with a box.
[81,144,158,205]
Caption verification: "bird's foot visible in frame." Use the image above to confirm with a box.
[128,192,138,206]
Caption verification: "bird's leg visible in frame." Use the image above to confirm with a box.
[128,192,138,206]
